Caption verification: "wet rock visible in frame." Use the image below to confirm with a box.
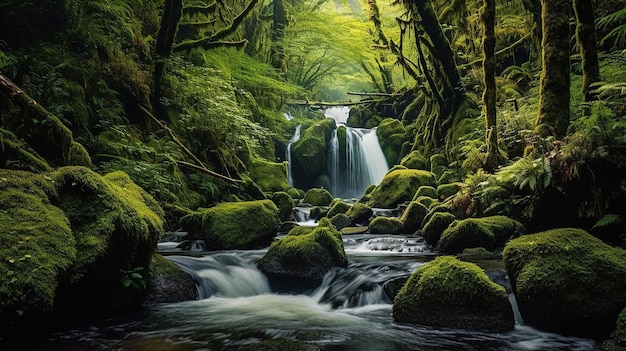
[421,212,456,247]
[345,202,373,224]
[369,217,403,235]
[145,254,197,305]
[302,188,333,206]
[437,216,524,254]
[400,201,428,234]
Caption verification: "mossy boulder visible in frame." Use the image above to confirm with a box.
[249,158,289,192]
[287,187,303,199]
[413,185,438,200]
[400,150,428,170]
[291,118,336,186]
[422,212,456,247]
[393,256,514,332]
[503,228,626,336]
[257,219,348,289]
[415,195,438,208]
[367,169,436,209]
[270,191,294,222]
[377,118,407,165]
[400,201,429,234]
[438,216,524,254]
[144,254,197,305]
[369,217,403,234]
[330,213,352,230]
[345,202,374,224]
[430,153,448,179]
[302,188,333,206]
[436,182,464,200]
[327,200,351,218]
[181,200,280,250]
[0,167,164,340]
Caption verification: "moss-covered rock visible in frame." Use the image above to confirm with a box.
[144,254,197,305]
[413,185,438,200]
[367,169,436,209]
[400,150,428,170]
[0,128,51,172]
[369,216,403,234]
[345,202,373,224]
[270,191,294,222]
[415,195,438,208]
[327,200,351,218]
[291,119,335,186]
[436,182,464,200]
[504,228,626,336]
[437,170,462,185]
[330,213,352,230]
[422,212,456,247]
[181,200,280,250]
[287,187,303,199]
[377,118,407,165]
[249,158,289,192]
[257,219,348,288]
[430,153,448,179]
[438,216,524,254]
[302,188,333,206]
[400,201,429,234]
[393,256,514,332]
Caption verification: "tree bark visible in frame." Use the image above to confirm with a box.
[270,0,287,70]
[572,0,600,105]
[536,0,570,138]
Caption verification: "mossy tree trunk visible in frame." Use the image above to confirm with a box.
[520,0,543,61]
[270,0,287,70]
[481,0,504,171]
[366,0,394,93]
[535,0,570,138]
[153,0,183,123]
[572,0,600,107]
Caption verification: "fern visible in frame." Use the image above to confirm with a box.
[597,7,626,49]
[592,214,624,230]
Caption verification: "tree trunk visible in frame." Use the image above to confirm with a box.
[153,0,183,122]
[520,0,543,61]
[536,0,570,138]
[481,0,503,170]
[573,0,600,106]
[270,0,287,70]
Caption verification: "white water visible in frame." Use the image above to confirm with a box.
[326,107,389,198]
[285,124,301,187]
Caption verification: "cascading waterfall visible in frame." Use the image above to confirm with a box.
[285,124,301,187]
[326,107,389,198]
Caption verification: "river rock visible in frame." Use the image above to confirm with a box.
[345,202,373,224]
[180,199,280,250]
[269,191,294,222]
[413,185,438,200]
[367,168,436,209]
[504,228,626,336]
[258,218,348,289]
[421,212,456,246]
[400,201,428,234]
[302,188,333,206]
[144,254,197,305]
[327,200,351,218]
[329,213,352,230]
[393,256,514,332]
[291,119,336,186]
[369,216,403,234]
[437,216,525,254]
[400,150,428,170]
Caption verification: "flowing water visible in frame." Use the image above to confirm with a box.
[286,124,302,187]
[36,233,595,351]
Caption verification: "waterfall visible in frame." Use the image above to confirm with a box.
[285,124,301,187]
[327,124,389,199]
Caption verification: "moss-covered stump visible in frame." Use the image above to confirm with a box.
[302,188,333,206]
[369,217,403,234]
[144,254,197,305]
[249,158,289,192]
[291,119,336,186]
[503,228,626,337]
[257,219,348,289]
[270,191,294,222]
[438,216,524,254]
[367,168,437,209]
[181,200,280,250]
[238,338,321,351]
[400,201,429,234]
[377,118,407,166]
[393,256,514,332]
[400,150,428,170]
[422,212,456,247]
[345,202,374,224]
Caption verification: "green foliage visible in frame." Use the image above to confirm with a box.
[596,7,626,49]
[119,266,146,289]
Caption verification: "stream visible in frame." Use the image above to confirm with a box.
[34,233,595,351]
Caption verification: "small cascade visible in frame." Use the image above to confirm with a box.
[285,124,301,187]
[167,254,271,299]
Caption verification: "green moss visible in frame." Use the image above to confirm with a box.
[437,170,461,185]
[0,128,51,172]
[422,212,456,247]
[181,200,280,250]
[504,228,626,336]
[330,213,352,230]
[369,217,403,234]
[438,216,524,254]
[436,182,464,200]
[400,150,428,170]
[248,158,289,192]
[415,195,438,208]
[303,188,333,206]
[377,118,407,165]
[414,185,438,200]
[327,200,351,218]
[0,170,75,327]
[393,256,514,332]
[287,187,302,199]
[291,119,336,185]
[345,202,373,224]
[367,169,437,209]
[430,153,448,179]
[400,201,429,234]
[270,191,294,222]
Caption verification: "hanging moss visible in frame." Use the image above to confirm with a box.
[393,256,514,332]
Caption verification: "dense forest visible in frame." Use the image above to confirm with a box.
[1,0,626,350]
